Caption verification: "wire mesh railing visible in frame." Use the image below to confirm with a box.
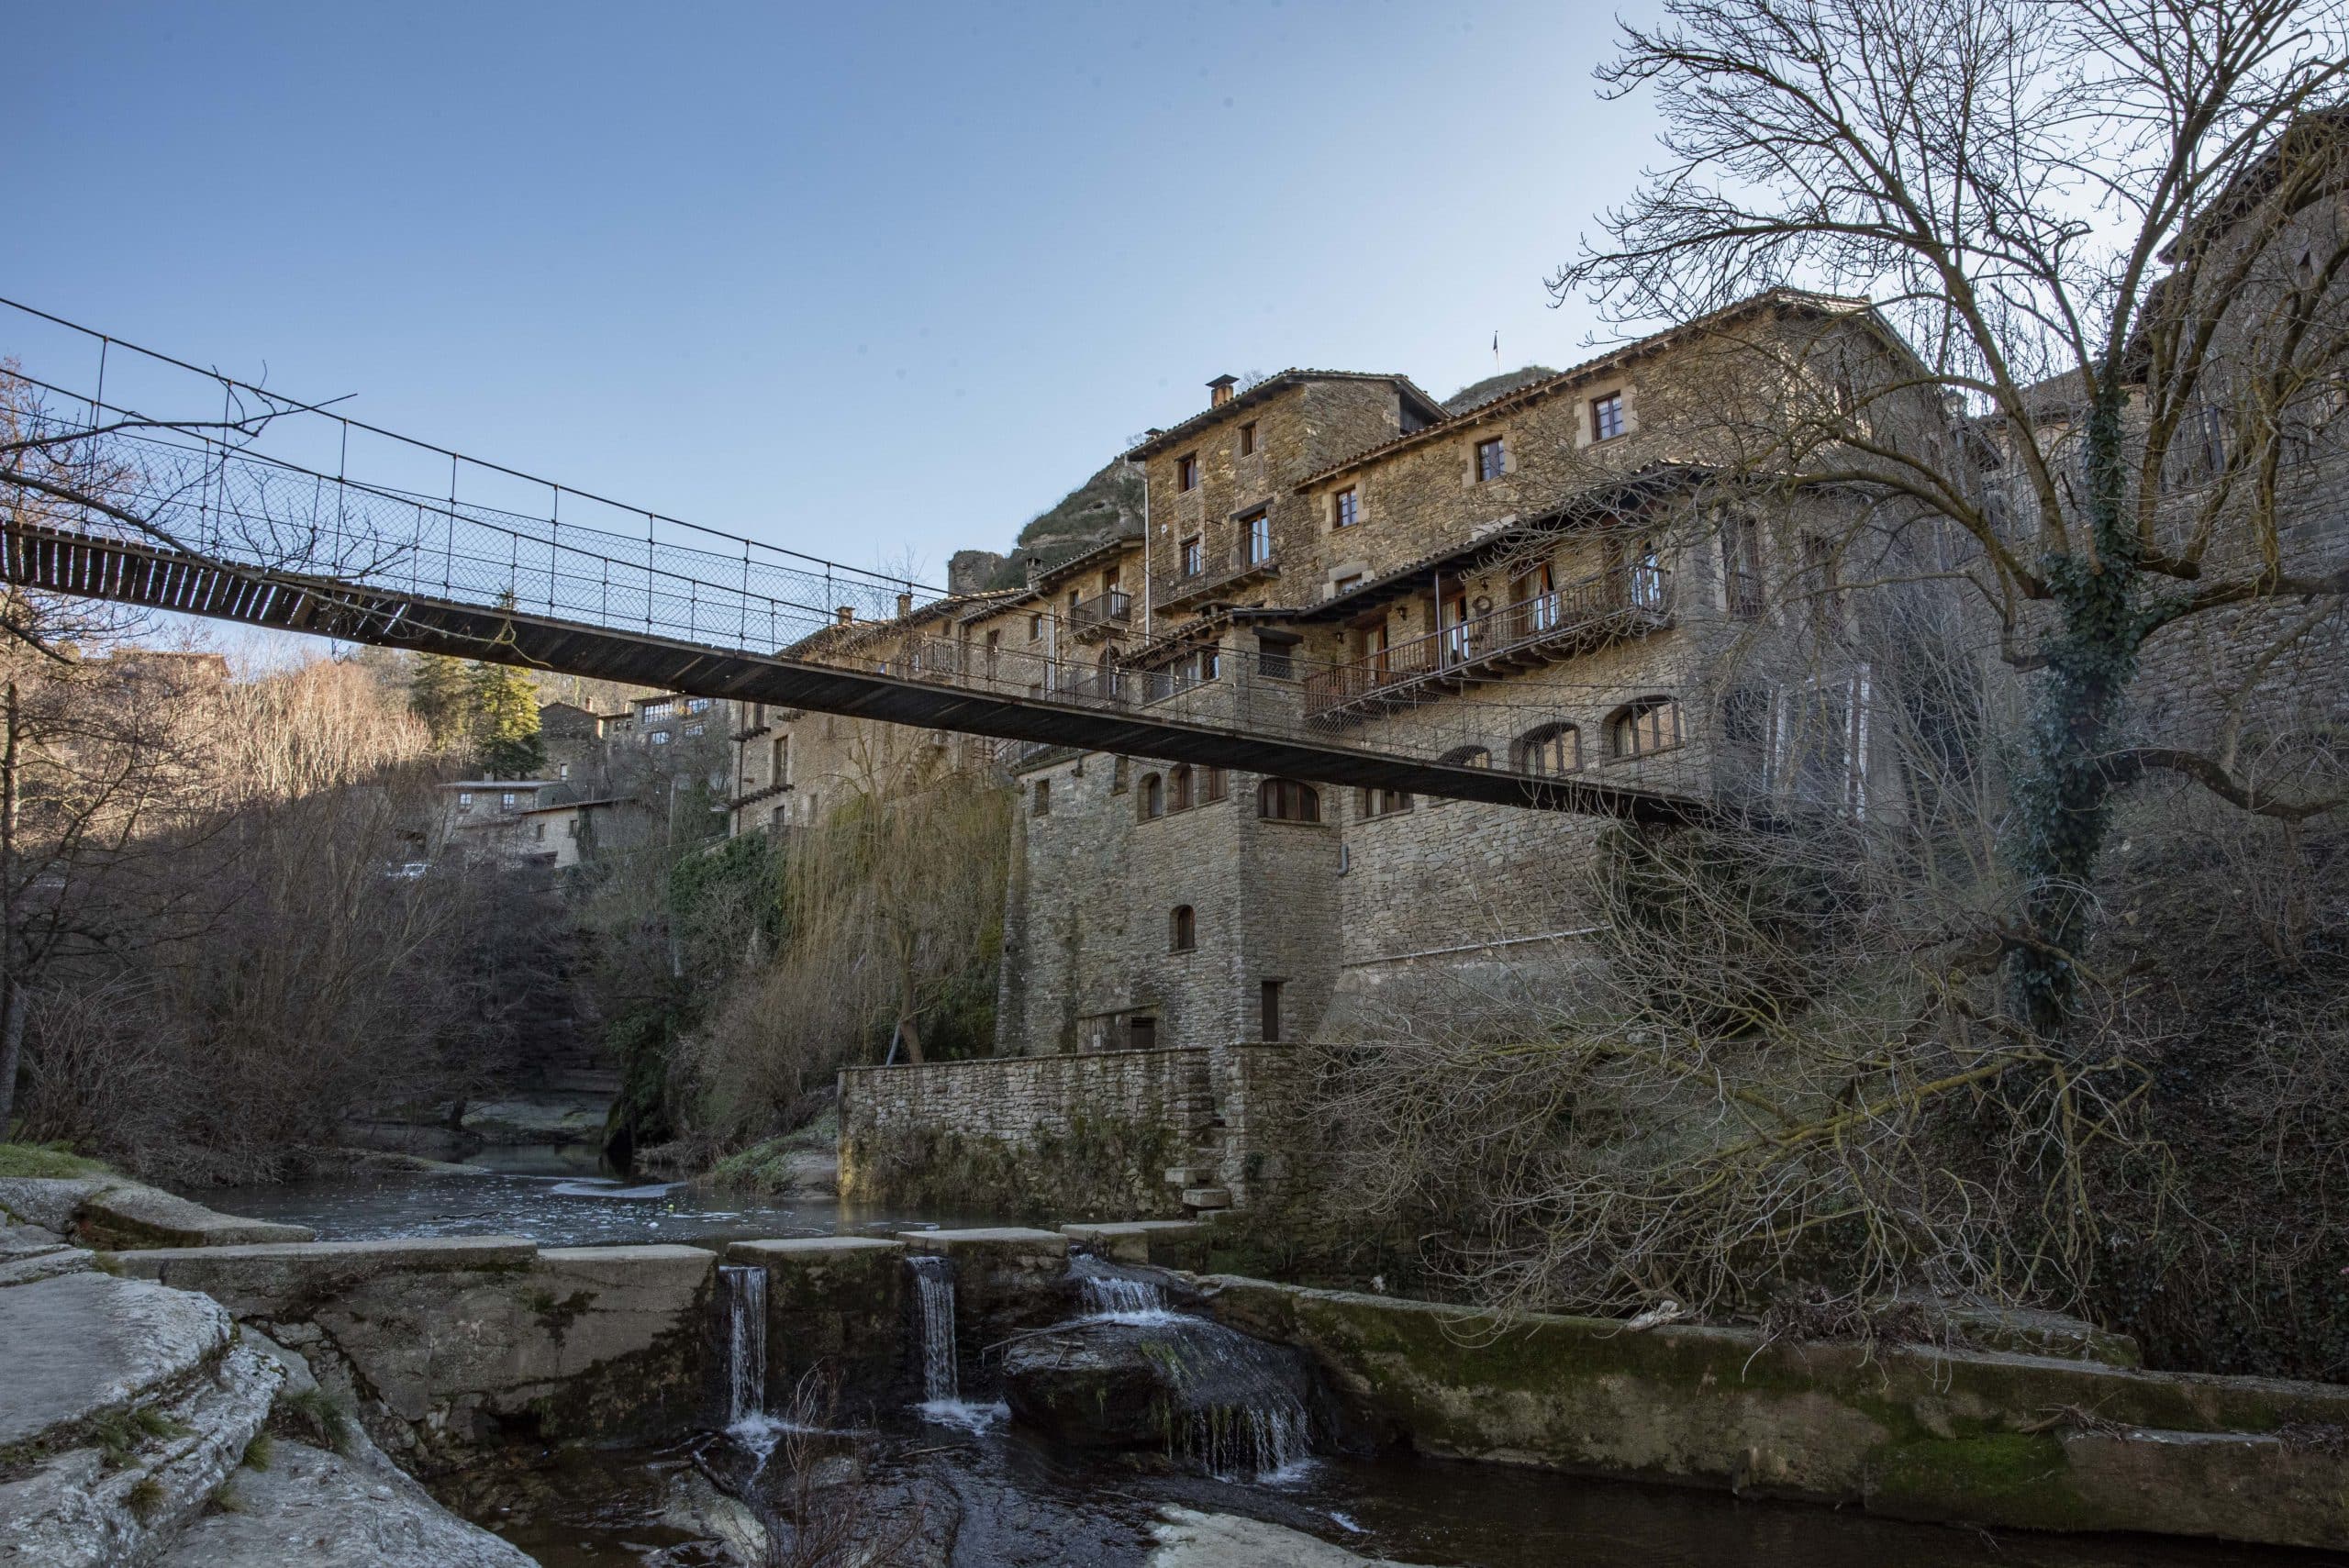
[0,297,1729,808]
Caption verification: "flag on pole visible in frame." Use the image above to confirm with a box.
[1492,330,1500,366]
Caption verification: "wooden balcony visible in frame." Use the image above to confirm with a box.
[1303,566,1672,723]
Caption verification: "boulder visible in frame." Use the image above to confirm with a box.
[0,1271,235,1450]
[0,1176,312,1250]
[1000,1316,1314,1470]
[1148,1507,1423,1568]
[158,1438,536,1568]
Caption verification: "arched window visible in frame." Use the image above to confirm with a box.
[1170,906,1197,952]
[1169,764,1195,812]
[1199,766,1229,803]
[1609,696,1683,759]
[1257,778,1320,823]
[1513,723,1581,776]
[1140,773,1164,819]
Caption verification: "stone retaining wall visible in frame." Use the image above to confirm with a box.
[1198,1273,2349,1551]
[838,1045,1302,1217]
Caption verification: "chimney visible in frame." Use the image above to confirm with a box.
[836,606,856,627]
[896,590,914,618]
[1208,374,1238,407]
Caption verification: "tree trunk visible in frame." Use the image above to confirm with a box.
[2007,381,2147,1035]
[0,977,28,1136]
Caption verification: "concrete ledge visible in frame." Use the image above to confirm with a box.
[106,1238,537,1318]
[725,1236,905,1262]
[1062,1221,1209,1267]
[897,1227,1068,1264]
[1197,1273,2349,1551]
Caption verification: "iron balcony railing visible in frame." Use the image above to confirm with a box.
[1164,539,1277,605]
[1068,588,1133,631]
[1304,564,1672,718]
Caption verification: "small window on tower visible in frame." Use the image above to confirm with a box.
[1239,421,1257,456]
[1475,436,1506,482]
[1333,487,1359,528]
[1176,452,1199,491]
[1591,392,1626,441]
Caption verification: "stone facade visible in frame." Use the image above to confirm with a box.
[839,1044,1300,1215]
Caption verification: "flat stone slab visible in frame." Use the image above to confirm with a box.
[106,1237,538,1318]
[726,1236,905,1262]
[1063,1222,1207,1257]
[0,1176,312,1250]
[78,1184,314,1249]
[158,1438,537,1568]
[897,1226,1069,1258]
[0,1271,233,1450]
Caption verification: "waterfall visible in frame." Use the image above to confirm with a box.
[719,1263,768,1427]
[907,1254,960,1402]
[1154,1321,1315,1481]
[1071,1254,1174,1322]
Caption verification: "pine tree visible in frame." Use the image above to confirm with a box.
[468,661,545,779]
[407,654,472,751]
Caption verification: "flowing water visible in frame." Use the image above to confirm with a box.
[718,1263,768,1427]
[228,1165,2330,1568]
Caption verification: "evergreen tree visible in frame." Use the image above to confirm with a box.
[406,654,471,751]
[468,660,545,779]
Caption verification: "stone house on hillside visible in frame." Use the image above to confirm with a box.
[743,291,1951,1056]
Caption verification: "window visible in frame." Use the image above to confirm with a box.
[1171,906,1197,951]
[770,803,787,833]
[1197,648,1222,682]
[1592,392,1626,441]
[458,791,474,809]
[1475,435,1507,482]
[1255,634,1296,680]
[1801,533,1844,638]
[1260,980,1284,1043]
[1356,787,1412,818]
[1333,487,1359,528]
[1180,535,1204,577]
[1513,723,1581,775]
[1032,779,1052,816]
[1609,697,1683,759]
[685,697,712,714]
[1170,764,1194,811]
[985,628,1001,677]
[1258,778,1320,822]
[772,735,790,784]
[1331,573,1363,597]
[1239,421,1257,456]
[1140,773,1164,819]
[1199,766,1228,803]
[501,791,520,809]
[649,729,672,746]
[1110,756,1130,795]
[1129,1016,1157,1051]
[1241,510,1272,564]
[1177,452,1199,491]
[1721,517,1764,617]
[532,820,547,841]
[1028,613,1044,641]
[684,721,705,737]
[558,762,571,780]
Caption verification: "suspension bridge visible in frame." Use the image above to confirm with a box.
[0,301,1704,821]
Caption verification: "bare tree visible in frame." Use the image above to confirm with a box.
[1553,0,2349,1028]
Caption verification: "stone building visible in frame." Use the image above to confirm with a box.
[749,291,1933,1062]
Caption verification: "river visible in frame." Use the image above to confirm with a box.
[194,1161,2323,1568]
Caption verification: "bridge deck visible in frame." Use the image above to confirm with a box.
[4,522,1707,821]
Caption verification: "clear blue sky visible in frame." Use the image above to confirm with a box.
[15,2,1665,584]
